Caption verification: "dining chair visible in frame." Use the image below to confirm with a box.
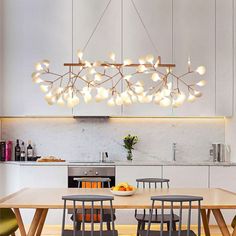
[73,177,115,231]
[0,208,19,236]
[61,195,118,236]
[140,195,203,236]
[135,178,179,235]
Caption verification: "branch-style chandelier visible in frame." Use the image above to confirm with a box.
[32,0,206,109]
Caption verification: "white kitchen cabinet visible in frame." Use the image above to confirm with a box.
[19,165,68,188]
[116,165,162,186]
[163,166,209,188]
[2,0,72,116]
[0,164,6,197]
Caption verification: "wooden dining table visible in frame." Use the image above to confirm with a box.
[0,187,236,236]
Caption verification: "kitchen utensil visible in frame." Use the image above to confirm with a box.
[99,152,108,162]
[212,143,230,162]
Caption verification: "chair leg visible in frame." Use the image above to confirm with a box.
[107,221,111,231]
[137,221,142,236]
[167,222,170,231]
[172,222,177,231]
[76,222,81,230]
[141,222,145,230]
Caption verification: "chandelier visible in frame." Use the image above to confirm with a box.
[32,0,206,109]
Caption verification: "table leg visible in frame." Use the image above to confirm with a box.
[212,209,230,236]
[28,209,43,236]
[207,209,211,222]
[201,209,211,236]
[232,226,236,236]
[35,209,48,236]
[14,208,26,236]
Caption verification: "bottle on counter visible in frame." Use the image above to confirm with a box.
[20,141,26,161]
[15,139,21,161]
[0,140,6,161]
[5,141,13,161]
[27,140,33,161]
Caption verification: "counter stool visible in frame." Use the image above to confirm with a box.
[140,195,203,236]
[62,195,118,236]
[0,208,18,236]
[135,178,179,236]
[73,177,115,231]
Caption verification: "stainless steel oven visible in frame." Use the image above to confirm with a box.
[68,166,116,188]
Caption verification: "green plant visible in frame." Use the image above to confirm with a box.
[123,134,138,161]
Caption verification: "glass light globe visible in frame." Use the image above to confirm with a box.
[151,73,161,82]
[42,60,50,69]
[35,62,43,71]
[57,95,65,106]
[144,95,153,103]
[95,95,103,102]
[123,96,132,105]
[176,91,186,103]
[93,61,102,67]
[94,73,102,81]
[194,90,202,97]
[187,94,196,103]
[172,100,180,108]
[154,92,162,104]
[83,93,92,103]
[196,66,206,75]
[115,95,123,106]
[97,87,109,99]
[154,58,160,68]
[67,95,80,108]
[134,84,144,94]
[107,97,115,107]
[145,54,154,64]
[160,97,171,107]
[32,76,43,84]
[45,92,56,105]
[131,95,138,103]
[161,87,171,97]
[109,52,116,61]
[89,67,96,75]
[137,65,146,73]
[32,72,41,79]
[56,87,64,95]
[123,59,132,66]
[138,57,146,64]
[77,49,83,60]
[123,75,132,81]
[196,80,206,87]
[84,61,91,67]
[40,84,49,93]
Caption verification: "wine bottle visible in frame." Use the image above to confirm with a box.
[27,140,33,160]
[15,139,21,161]
[20,141,26,161]
[0,141,6,161]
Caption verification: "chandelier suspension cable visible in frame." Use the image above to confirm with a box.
[82,0,112,53]
[130,0,159,54]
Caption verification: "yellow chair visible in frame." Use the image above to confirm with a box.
[0,209,18,236]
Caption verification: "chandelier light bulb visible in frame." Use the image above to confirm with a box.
[42,60,50,69]
[194,90,202,98]
[154,92,162,104]
[154,58,160,68]
[109,52,116,61]
[97,87,109,99]
[107,97,115,107]
[83,93,92,103]
[160,97,171,107]
[94,73,102,81]
[57,95,65,106]
[115,95,123,106]
[138,57,146,64]
[88,67,96,75]
[93,61,101,67]
[196,66,206,75]
[134,82,144,94]
[123,75,132,81]
[35,62,43,72]
[40,84,49,93]
[145,54,154,64]
[123,59,132,66]
[32,76,43,84]
[151,72,161,82]
[137,65,147,73]
[77,49,83,60]
[123,96,132,105]
[187,94,196,103]
[67,95,80,108]
[161,87,171,97]
[84,61,92,67]
[196,80,206,87]
[131,95,138,103]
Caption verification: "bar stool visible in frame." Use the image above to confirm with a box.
[140,195,203,236]
[62,195,118,236]
[135,178,179,235]
[73,177,115,231]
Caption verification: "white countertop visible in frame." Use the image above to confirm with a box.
[1,161,235,166]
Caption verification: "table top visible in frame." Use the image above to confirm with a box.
[0,188,236,209]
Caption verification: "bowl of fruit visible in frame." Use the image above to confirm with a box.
[110,182,137,196]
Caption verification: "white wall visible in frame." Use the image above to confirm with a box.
[1,117,225,162]
[0,0,3,115]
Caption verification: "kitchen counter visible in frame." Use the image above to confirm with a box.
[1,161,236,166]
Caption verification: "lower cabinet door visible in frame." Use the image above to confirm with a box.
[163,166,209,188]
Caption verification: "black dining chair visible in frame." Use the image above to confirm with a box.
[62,195,118,236]
[135,178,179,235]
[140,195,203,236]
[73,177,115,231]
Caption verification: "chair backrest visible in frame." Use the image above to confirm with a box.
[62,195,116,236]
[74,177,111,188]
[147,195,203,236]
[136,178,170,189]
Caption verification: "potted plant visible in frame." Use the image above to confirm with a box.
[123,134,138,161]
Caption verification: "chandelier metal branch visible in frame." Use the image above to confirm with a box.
[32,0,206,108]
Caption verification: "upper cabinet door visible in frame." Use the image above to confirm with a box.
[2,0,73,116]
[122,0,173,116]
[172,0,216,116]
[72,0,122,116]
